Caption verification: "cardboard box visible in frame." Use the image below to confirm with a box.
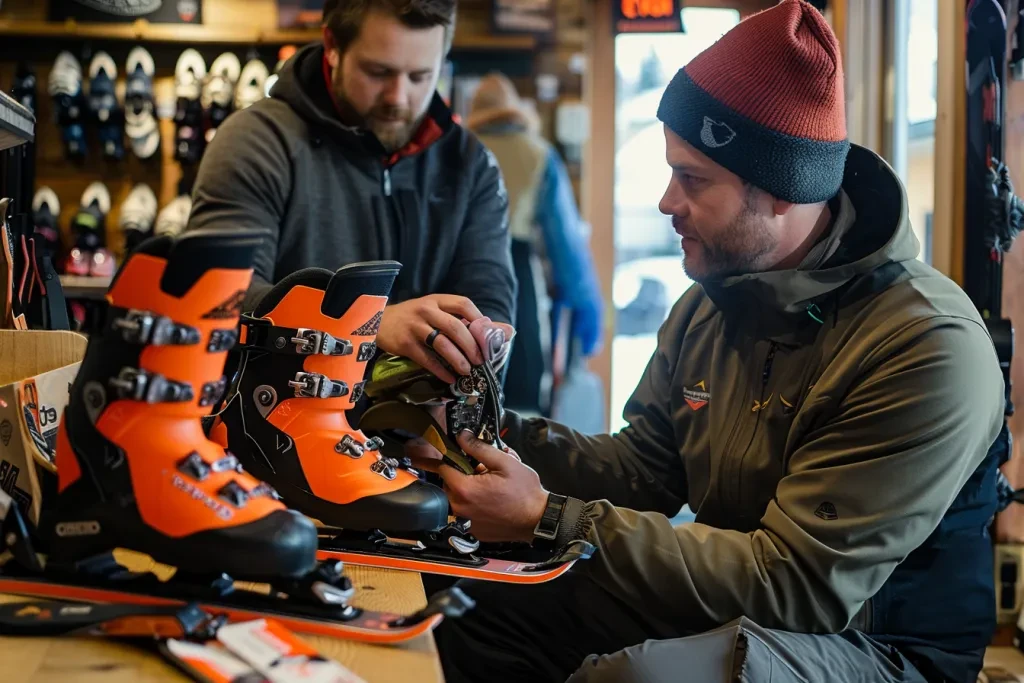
[0,330,87,526]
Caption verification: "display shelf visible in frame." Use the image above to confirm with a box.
[59,274,110,300]
[0,89,34,152]
[0,18,320,45]
[452,32,537,51]
[0,19,537,50]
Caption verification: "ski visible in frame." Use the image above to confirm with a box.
[317,534,595,584]
[0,573,467,645]
[0,488,474,645]
[0,599,222,639]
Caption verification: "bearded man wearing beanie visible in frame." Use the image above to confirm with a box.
[409,2,1006,681]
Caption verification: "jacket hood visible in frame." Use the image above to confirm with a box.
[269,42,454,157]
[701,144,920,337]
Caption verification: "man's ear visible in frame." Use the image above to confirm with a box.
[323,26,340,69]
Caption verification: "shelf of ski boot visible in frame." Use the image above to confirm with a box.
[0,19,539,50]
[58,274,111,300]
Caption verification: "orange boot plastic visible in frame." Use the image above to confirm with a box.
[214,262,450,534]
[51,230,318,579]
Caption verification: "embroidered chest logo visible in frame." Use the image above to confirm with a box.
[683,380,711,411]
[815,502,838,521]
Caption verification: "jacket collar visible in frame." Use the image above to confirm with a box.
[700,144,919,342]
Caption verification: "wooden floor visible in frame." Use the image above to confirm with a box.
[0,565,444,683]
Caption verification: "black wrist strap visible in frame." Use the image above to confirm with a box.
[553,497,590,549]
[533,493,568,542]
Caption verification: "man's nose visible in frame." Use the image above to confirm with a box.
[381,76,408,107]
[660,183,685,217]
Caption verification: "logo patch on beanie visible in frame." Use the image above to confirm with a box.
[700,117,736,149]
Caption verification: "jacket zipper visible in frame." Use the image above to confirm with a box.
[730,341,777,512]
[383,167,392,196]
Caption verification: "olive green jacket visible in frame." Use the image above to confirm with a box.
[504,144,1004,636]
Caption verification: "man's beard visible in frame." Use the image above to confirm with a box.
[365,104,424,154]
[332,82,425,154]
[679,190,776,282]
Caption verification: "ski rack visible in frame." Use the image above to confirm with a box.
[964,1,1023,512]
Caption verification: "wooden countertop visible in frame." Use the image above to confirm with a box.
[0,565,444,683]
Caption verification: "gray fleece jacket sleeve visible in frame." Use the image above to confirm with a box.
[186,110,291,311]
[530,317,1003,634]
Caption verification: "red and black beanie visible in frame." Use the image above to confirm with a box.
[656,0,849,204]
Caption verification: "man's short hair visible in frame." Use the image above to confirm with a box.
[322,0,457,55]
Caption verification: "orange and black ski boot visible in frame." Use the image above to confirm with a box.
[49,230,319,581]
[212,263,477,555]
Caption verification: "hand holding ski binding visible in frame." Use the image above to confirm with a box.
[360,319,516,475]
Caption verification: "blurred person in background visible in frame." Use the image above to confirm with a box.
[466,73,604,418]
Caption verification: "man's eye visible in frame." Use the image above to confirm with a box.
[409,73,430,84]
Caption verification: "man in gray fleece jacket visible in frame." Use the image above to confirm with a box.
[410,3,1006,682]
[187,0,516,384]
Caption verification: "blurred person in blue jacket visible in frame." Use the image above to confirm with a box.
[467,73,604,417]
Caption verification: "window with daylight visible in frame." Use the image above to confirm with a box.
[610,7,740,431]
[900,0,938,263]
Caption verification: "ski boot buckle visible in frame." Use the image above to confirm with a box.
[110,367,194,403]
[289,372,348,399]
[111,308,200,346]
[291,328,353,356]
